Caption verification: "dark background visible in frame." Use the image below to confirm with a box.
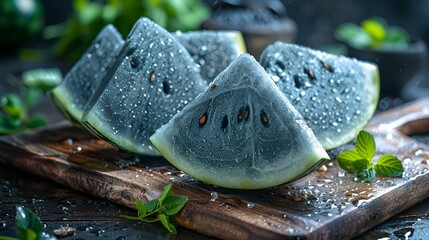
[37,0,429,49]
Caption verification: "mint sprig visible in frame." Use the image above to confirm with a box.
[0,68,62,135]
[0,206,57,240]
[337,130,404,182]
[120,183,188,234]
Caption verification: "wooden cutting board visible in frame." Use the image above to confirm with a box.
[1,98,429,240]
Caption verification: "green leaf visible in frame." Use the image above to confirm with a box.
[352,159,372,172]
[158,183,173,205]
[15,206,43,240]
[382,26,410,50]
[77,3,103,24]
[135,199,147,219]
[161,195,188,216]
[121,183,186,235]
[375,154,404,177]
[1,94,25,119]
[0,236,20,240]
[0,115,18,135]
[0,114,22,131]
[157,214,176,233]
[168,223,177,235]
[26,230,38,240]
[334,23,371,49]
[355,130,376,160]
[22,68,63,92]
[354,167,376,182]
[361,18,386,43]
[145,199,158,212]
[26,115,48,129]
[23,88,42,109]
[336,149,364,172]
[147,7,167,28]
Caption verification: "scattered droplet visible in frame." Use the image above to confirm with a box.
[62,138,74,146]
[246,202,254,209]
[73,146,82,154]
[270,74,280,82]
[210,191,218,202]
[318,165,327,172]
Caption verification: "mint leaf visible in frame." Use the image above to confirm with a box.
[352,159,372,172]
[0,236,20,240]
[135,199,147,219]
[24,88,42,109]
[121,183,187,234]
[336,149,364,172]
[15,206,56,240]
[26,115,48,129]
[337,130,404,183]
[354,167,376,182]
[157,214,170,230]
[1,94,25,119]
[355,130,376,160]
[162,195,188,216]
[158,183,173,205]
[145,199,158,212]
[375,154,404,177]
[168,223,177,235]
[22,68,62,92]
[16,207,43,239]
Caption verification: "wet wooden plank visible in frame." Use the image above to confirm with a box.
[0,98,429,239]
[0,163,211,240]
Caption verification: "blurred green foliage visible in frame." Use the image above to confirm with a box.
[0,0,44,49]
[44,0,210,63]
[335,17,410,50]
[0,68,62,135]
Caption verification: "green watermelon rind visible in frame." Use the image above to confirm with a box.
[50,86,82,124]
[83,113,160,156]
[150,120,329,189]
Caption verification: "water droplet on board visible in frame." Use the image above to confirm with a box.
[246,202,254,209]
[73,146,82,153]
[62,138,74,146]
[210,191,218,202]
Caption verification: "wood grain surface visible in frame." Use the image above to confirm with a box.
[0,98,428,240]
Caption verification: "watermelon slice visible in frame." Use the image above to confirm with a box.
[82,18,207,156]
[260,42,380,149]
[150,54,329,189]
[50,24,124,124]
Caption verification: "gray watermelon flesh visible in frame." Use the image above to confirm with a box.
[150,54,329,189]
[260,42,379,150]
[173,30,244,83]
[82,17,207,156]
[50,24,124,123]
